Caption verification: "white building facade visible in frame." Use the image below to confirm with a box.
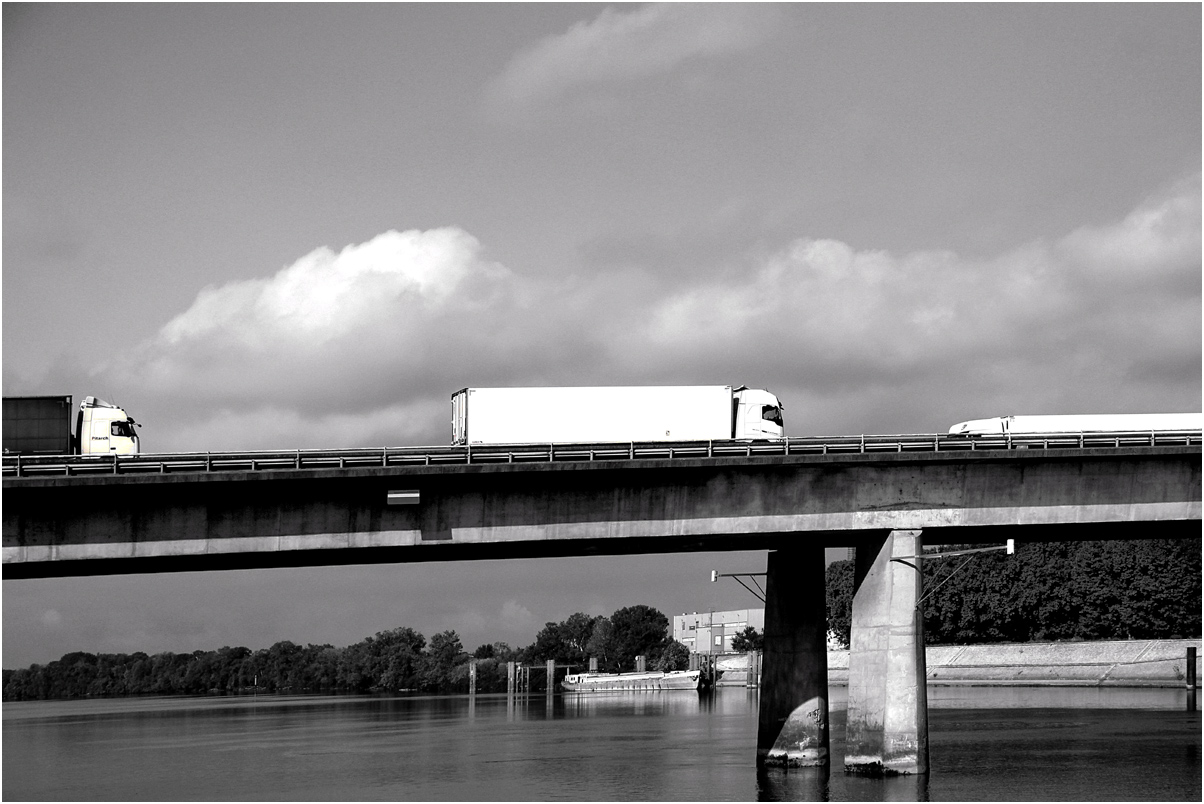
[672,608,765,654]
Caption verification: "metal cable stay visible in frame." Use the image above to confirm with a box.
[710,569,767,603]
[891,540,1016,609]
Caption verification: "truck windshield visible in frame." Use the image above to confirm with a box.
[761,406,783,427]
[111,421,136,438]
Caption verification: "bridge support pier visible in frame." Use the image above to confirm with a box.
[845,529,929,775]
[756,545,829,767]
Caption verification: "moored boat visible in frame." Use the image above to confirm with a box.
[560,669,710,692]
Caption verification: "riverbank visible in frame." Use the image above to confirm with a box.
[716,638,1202,687]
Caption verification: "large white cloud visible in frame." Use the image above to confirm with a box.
[104,175,1200,452]
[487,4,782,114]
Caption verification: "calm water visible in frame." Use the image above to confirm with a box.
[3,687,1199,801]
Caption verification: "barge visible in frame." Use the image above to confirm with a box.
[560,669,711,692]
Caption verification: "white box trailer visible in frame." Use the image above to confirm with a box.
[451,386,784,445]
[949,412,1202,436]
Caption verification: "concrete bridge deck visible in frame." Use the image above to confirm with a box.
[3,441,1198,578]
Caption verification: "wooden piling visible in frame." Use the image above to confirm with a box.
[1188,647,1196,711]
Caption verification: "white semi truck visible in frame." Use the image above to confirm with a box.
[451,386,784,445]
[949,413,1202,437]
[2,395,140,455]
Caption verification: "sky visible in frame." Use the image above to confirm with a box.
[3,4,1200,669]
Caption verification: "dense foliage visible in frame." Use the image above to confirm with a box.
[3,604,686,701]
[730,626,764,652]
[825,538,1201,648]
[8,539,1195,701]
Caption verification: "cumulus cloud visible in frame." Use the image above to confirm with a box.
[487,4,781,114]
[499,600,535,632]
[102,175,1200,452]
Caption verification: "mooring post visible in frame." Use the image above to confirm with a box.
[1188,647,1197,712]
[756,545,830,767]
[747,650,761,688]
[845,529,929,775]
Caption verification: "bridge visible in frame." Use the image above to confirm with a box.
[4,430,1200,773]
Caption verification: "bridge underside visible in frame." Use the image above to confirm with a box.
[3,447,1199,579]
[3,519,1198,580]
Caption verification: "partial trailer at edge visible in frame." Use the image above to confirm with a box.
[2,395,140,455]
[949,412,1202,437]
[451,385,784,445]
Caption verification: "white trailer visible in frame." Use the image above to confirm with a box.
[451,386,784,445]
[949,413,1202,437]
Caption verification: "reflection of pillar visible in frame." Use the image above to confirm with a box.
[756,546,829,767]
[846,530,929,775]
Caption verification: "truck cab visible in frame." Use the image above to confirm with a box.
[732,387,785,439]
[75,397,139,455]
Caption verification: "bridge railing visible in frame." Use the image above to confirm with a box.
[3,430,1199,478]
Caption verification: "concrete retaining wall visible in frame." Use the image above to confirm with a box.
[716,639,1202,687]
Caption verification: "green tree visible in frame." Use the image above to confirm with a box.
[419,630,466,691]
[598,605,671,672]
[585,618,616,671]
[529,613,601,667]
[363,627,426,690]
[825,559,855,648]
[654,640,690,671]
[730,626,764,652]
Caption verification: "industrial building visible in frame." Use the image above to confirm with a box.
[672,608,765,654]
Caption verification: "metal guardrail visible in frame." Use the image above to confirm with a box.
[2,430,1199,479]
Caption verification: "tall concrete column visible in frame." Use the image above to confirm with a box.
[756,546,829,767]
[845,529,929,775]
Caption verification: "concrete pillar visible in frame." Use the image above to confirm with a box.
[589,657,598,673]
[469,659,477,695]
[546,659,556,694]
[507,660,516,694]
[756,546,829,767]
[635,655,646,673]
[845,529,929,775]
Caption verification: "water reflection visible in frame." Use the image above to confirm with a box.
[3,688,1198,801]
[756,765,831,801]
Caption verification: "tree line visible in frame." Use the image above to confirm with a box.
[6,538,1197,701]
[2,604,687,702]
[825,537,1201,647]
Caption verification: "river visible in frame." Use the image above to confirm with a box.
[3,686,1199,801]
